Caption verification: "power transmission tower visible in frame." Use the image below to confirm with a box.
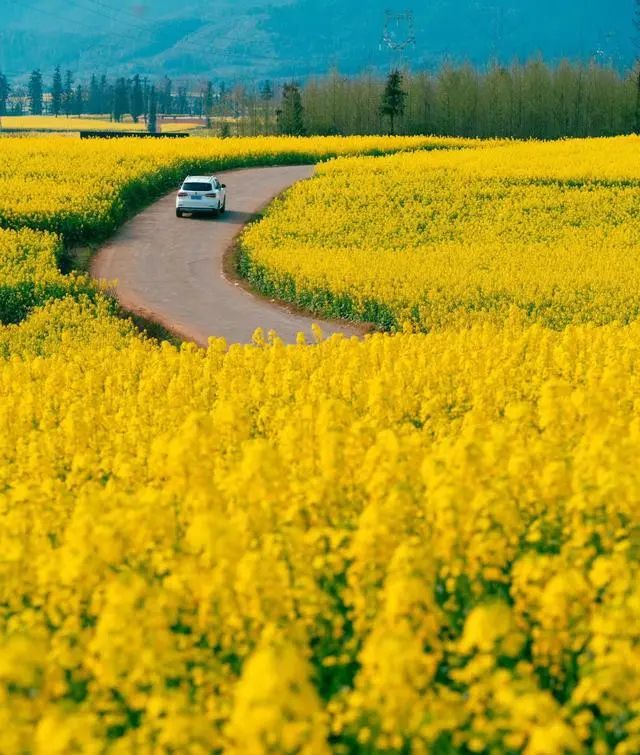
[593,32,617,68]
[485,5,506,61]
[381,10,416,69]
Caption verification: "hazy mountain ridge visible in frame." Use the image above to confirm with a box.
[0,0,634,80]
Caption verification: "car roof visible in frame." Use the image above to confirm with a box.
[183,176,217,182]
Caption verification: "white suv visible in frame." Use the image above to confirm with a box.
[176,176,227,218]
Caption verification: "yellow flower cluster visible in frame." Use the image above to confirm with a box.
[1,301,640,753]
[0,228,93,324]
[240,135,640,330]
[0,228,61,286]
[2,134,640,753]
[0,134,466,240]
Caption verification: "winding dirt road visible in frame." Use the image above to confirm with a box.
[92,165,361,345]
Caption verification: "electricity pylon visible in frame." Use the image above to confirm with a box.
[381,10,416,69]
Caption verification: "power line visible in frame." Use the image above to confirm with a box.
[64,0,150,33]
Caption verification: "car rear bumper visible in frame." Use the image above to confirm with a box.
[176,204,217,212]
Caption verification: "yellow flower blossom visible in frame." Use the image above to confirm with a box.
[1,135,640,752]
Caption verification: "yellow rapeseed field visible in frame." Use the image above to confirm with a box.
[240,136,640,330]
[0,116,199,133]
[0,134,466,239]
[0,227,95,324]
[1,134,639,753]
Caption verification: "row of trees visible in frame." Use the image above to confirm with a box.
[231,61,640,140]
[0,70,207,122]
[302,62,639,139]
[1,60,639,139]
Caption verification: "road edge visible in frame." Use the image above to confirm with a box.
[92,165,374,346]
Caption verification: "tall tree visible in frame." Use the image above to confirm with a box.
[276,82,305,135]
[0,72,10,117]
[380,69,407,135]
[131,74,143,123]
[217,81,230,131]
[73,84,83,116]
[51,66,63,117]
[88,74,100,114]
[175,85,189,115]
[203,81,214,128]
[260,80,274,134]
[28,70,43,115]
[63,70,74,116]
[160,77,172,113]
[521,59,553,138]
[142,77,150,122]
[99,75,109,115]
[147,85,158,134]
[112,77,128,123]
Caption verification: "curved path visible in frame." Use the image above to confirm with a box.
[92,166,362,345]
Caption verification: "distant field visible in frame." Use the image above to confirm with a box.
[0,116,202,133]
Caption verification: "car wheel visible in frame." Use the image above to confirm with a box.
[176,209,183,218]
[220,198,226,215]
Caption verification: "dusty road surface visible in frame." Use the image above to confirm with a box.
[92,165,363,345]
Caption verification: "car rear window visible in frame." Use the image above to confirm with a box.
[183,182,212,191]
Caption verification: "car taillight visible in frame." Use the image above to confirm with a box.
[178,191,188,197]
[205,193,217,198]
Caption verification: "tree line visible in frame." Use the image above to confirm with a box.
[0,69,185,124]
[302,61,638,139]
[0,59,638,140]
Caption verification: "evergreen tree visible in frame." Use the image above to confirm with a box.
[0,72,10,117]
[99,75,109,115]
[63,70,74,116]
[73,84,83,116]
[203,81,214,128]
[260,80,274,100]
[28,70,43,115]
[218,81,230,127]
[160,77,172,113]
[380,69,407,134]
[142,77,150,122]
[131,74,143,123]
[51,66,63,117]
[112,77,128,123]
[276,82,305,135]
[260,80,274,133]
[147,85,158,134]
[88,74,100,114]
[231,84,246,134]
[176,85,189,115]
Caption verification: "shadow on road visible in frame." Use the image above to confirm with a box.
[181,210,259,226]
[221,210,260,226]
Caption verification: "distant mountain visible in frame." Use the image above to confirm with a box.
[0,0,634,81]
